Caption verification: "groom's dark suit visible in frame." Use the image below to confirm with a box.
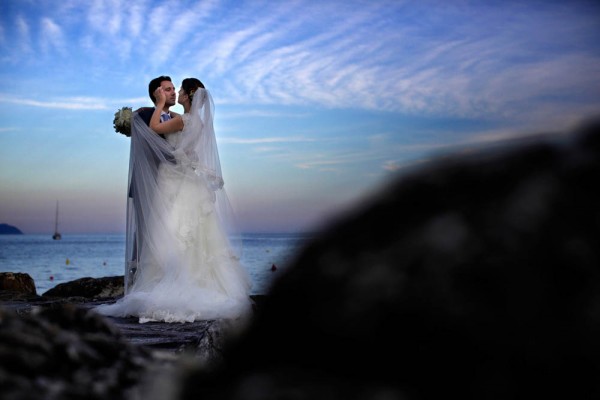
[138,107,175,140]
[129,107,174,198]
[129,107,173,268]
[138,107,157,127]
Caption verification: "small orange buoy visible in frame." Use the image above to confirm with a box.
[65,258,70,265]
[271,263,277,272]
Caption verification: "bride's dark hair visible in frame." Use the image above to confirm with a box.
[182,78,205,102]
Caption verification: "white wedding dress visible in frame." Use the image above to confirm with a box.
[96,89,252,323]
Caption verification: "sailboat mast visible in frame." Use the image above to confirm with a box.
[52,201,61,240]
[54,201,59,232]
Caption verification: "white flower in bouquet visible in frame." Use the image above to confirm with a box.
[113,106,133,137]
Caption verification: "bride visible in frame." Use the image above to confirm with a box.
[96,78,252,323]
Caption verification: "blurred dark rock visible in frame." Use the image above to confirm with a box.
[0,274,266,400]
[0,272,37,296]
[43,276,124,299]
[0,291,251,400]
[169,119,600,399]
[0,303,151,400]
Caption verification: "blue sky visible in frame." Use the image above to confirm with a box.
[0,0,599,234]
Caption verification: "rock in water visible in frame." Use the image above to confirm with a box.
[0,272,37,296]
[172,119,600,399]
[43,276,124,299]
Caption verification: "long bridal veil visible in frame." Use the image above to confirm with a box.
[97,89,251,323]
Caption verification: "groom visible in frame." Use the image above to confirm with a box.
[130,74,177,194]
[128,75,177,288]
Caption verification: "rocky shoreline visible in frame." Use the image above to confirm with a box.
[0,273,265,355]
[0,272,265,400]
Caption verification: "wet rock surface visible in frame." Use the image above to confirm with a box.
[43,276,124,299]
[0,289,258,400]
[1,289,261,357]
[0,272,37,296]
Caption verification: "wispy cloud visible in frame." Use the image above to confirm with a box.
[1,1,599,124]
[0,92,151,110]
[0,127,19,133]
[15,99,107,110]
[15,16,31,54]
[40,17,66,55]
[204,1,599,125]
[0,94,108,110]
[295,158,345,170]
[221,136,314,145]
[382,160,409,172]
[220,109,311,119]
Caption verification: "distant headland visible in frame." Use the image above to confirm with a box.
[0,223,23,234]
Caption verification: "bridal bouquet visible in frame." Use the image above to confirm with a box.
[113,106,133,137]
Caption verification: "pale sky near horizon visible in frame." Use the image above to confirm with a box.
[0,0,599,234]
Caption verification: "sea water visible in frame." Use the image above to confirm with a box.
[0,233,312,295]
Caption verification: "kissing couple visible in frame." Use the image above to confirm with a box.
[96,76,253,324]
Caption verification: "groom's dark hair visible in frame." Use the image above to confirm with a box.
[148,75,172,104]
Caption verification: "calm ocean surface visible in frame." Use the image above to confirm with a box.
[0,233,313,295]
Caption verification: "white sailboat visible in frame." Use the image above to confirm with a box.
[52,201,61,240]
